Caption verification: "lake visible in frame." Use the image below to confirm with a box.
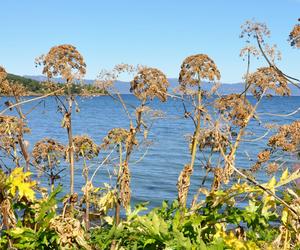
[1,95,299,209]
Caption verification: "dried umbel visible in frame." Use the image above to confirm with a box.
[0,115,29,136]
[215,94,253,127]
[36,44,86,82]
[49,215,91,250]
[196,128,229,153]
[268,121,300,152]
[251,149,271,172]
[32,138,65,166]
[177,164,193,207]
[73,135,99,160]
[101,128,137,150]
[130,67,169,102]
[266,162,279,175]
[240,20,270,44]
[179,54,220,90]
[0,115,29,154]
[239,45,260,60]
[120,162,131,208]
[289,20,300,48]
[247,67,290,99]
[0,67,11,96]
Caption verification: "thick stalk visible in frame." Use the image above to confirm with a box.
[82,152,90,230]
[111,143,123,250]
[183,81,202,207]
[66,84,75,195]
[14,96,30,172]
[115,143,122,226]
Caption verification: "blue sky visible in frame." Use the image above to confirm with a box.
[0,0,299,82]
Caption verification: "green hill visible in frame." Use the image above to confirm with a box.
[5,73,106,96]
[7,73,42,93]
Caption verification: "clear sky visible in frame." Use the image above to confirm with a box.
[0,0,299,82]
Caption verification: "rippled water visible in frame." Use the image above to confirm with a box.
[1,95,299,209]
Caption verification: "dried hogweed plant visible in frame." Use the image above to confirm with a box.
[176,53,221,207]
[73,135,99,229]
[32,138,65,191]
[96,64,169,233]
[36,44,86,199]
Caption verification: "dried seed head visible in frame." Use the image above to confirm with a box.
[49,215,90,249]
[240,20,270,44]
[250,149,271,172]
[0,66,27,96]
[215,94,253,127]
[36,44,86,83]
[130,67,169,102]
[120,162,131,208]
[73,135,99,160]
[0,115,29,154]
[266,162,279,175]
[179,54,220,91]
[101,128,137,150]
[177,164,193,207]
[197,128,229,153]
[0,66,7,82]
[32,138,65,166]
[257,149,271,163]
[268,120,300,152]
[0,115,29,136]
[240,45,260,60]
[247,67,290,99]
[289,21,300,48]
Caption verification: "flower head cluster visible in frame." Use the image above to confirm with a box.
[0,115,29,153]
[179,54,220,91]
[36,44,86,82]
[289,20,300,48]
[240,20,270,44]
[101,128,137,150]
[130,67,169,102]
[73,135,99,160]
[196,128,229,153]
[32,138,65,166]
[268,121,300,152]
[247,67,290,99]
[215,94,253,127]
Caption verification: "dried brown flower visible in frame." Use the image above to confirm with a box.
[101,128,137,150]
[73,135,99,160]
[215,94,253,127]
[257,149,271,163]
[239,45,260,60]
[0,66,27,96]
[0,115,29,153]
[266,162,279,175]
[289,22,300,48]
[268,121,300,152]
[179,54,220,91]
[197,128,229,153]
[32,138,65,166]
[177,164,193,207]
[36,44,86,83]
[250,149,271,172]
[247,67,290,99]
[130,67,169,102]
[240,20,270,44]
[49,215,91,250]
